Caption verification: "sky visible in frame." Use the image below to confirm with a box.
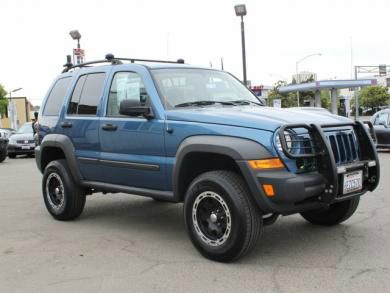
[0,0,389,106]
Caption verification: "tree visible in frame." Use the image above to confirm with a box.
[0,84,8,118]
[359,85,390,108]
[268,77,330,109]
[268,80,298,108]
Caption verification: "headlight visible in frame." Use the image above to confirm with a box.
[275,131,294,152]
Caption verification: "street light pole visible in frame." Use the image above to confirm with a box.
[240,15,247,86]
[235,4,248,86]
[69,30,83,64]
[295,53,322,107]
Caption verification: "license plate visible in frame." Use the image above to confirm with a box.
[343,170,363,195]
[21,145,31,150]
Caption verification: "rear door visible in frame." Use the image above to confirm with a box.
[62,71,108,181]
[98,69,166,190]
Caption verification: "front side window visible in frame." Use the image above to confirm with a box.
[68,73,106,115]
[107,72,149,117]
[151,68,262,109]
[43,77,71,116]
[374,112,389,125]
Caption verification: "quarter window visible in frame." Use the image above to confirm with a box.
[68,73,106,115]
[107,72,149,117]
[43,77,71,116]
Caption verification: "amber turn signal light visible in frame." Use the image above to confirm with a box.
[262,184,275,197]
[248,158,284,170]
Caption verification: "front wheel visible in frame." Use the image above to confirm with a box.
[300,197,360,226]
[42,159,86,221]
[184,170,262,262]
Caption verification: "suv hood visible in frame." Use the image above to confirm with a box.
[166,106,350,132]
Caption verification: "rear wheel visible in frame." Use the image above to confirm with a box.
[300,197,360,226]
[42,159,86,221]
[184,170,262,262]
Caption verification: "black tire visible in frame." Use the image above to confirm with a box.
[42,159,86,221]
[300,197,360,226]
[184,170,262,262]
[0,153,6,163]
[8,153,16,159]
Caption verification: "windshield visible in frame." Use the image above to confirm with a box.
[151,68,263,109]
[17,123,33,134]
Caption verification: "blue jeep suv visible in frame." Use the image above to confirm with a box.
[35,54,380,262]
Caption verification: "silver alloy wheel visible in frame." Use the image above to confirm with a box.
[45,173,65,211]
[192,191,232,246]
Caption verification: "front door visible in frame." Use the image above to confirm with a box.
[373,112,390,145]
[98,70,166,190]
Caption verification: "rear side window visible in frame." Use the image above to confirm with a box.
[68,73,106,115]
[43,77,71,116]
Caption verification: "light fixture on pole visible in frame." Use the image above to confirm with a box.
[69,30,84,64]
[234,4,248,86]
[295,53,322,106]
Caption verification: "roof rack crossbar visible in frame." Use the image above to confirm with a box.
[62,54,185,73]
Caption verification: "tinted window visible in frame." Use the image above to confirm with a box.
[68,73,106,115]
[43,77,71,116]
[107,72,149,117]
[68,75,86,114]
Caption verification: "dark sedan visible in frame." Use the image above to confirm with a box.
[0,137,8,162]
[371,109,390,148]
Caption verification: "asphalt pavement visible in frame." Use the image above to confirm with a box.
[0,154,389,293]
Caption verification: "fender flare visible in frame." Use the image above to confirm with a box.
[37,134,83,183]
[172,135,272,201]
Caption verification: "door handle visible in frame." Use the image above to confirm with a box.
[101,124,118,131]
[60,121,72,128]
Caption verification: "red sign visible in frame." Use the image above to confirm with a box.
[73,48,85,57]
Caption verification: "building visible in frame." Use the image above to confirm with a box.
[0,97,34,129]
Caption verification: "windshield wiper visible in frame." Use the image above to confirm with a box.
[230,99,263,106]
[175,100,235,108]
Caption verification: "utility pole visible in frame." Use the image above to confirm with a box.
[354,66,358,121]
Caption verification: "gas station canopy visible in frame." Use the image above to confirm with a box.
[279,79,377,93]
[278,79,377,115]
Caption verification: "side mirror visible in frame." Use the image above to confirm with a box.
[119,99,153,119]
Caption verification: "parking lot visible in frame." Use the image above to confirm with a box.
[0,154,389,293]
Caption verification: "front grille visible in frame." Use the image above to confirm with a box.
[16,140,34,144]
[327,132,359,165]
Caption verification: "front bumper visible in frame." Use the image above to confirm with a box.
[237,121,380,216]
[8,144,35,155]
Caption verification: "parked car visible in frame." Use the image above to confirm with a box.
[7,122,35,158]
[0,128,15,139]
[35,54,379,262]
[0,137,8,162]
[370,108,390,148]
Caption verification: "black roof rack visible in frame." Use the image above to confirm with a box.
[62,53,185,73]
